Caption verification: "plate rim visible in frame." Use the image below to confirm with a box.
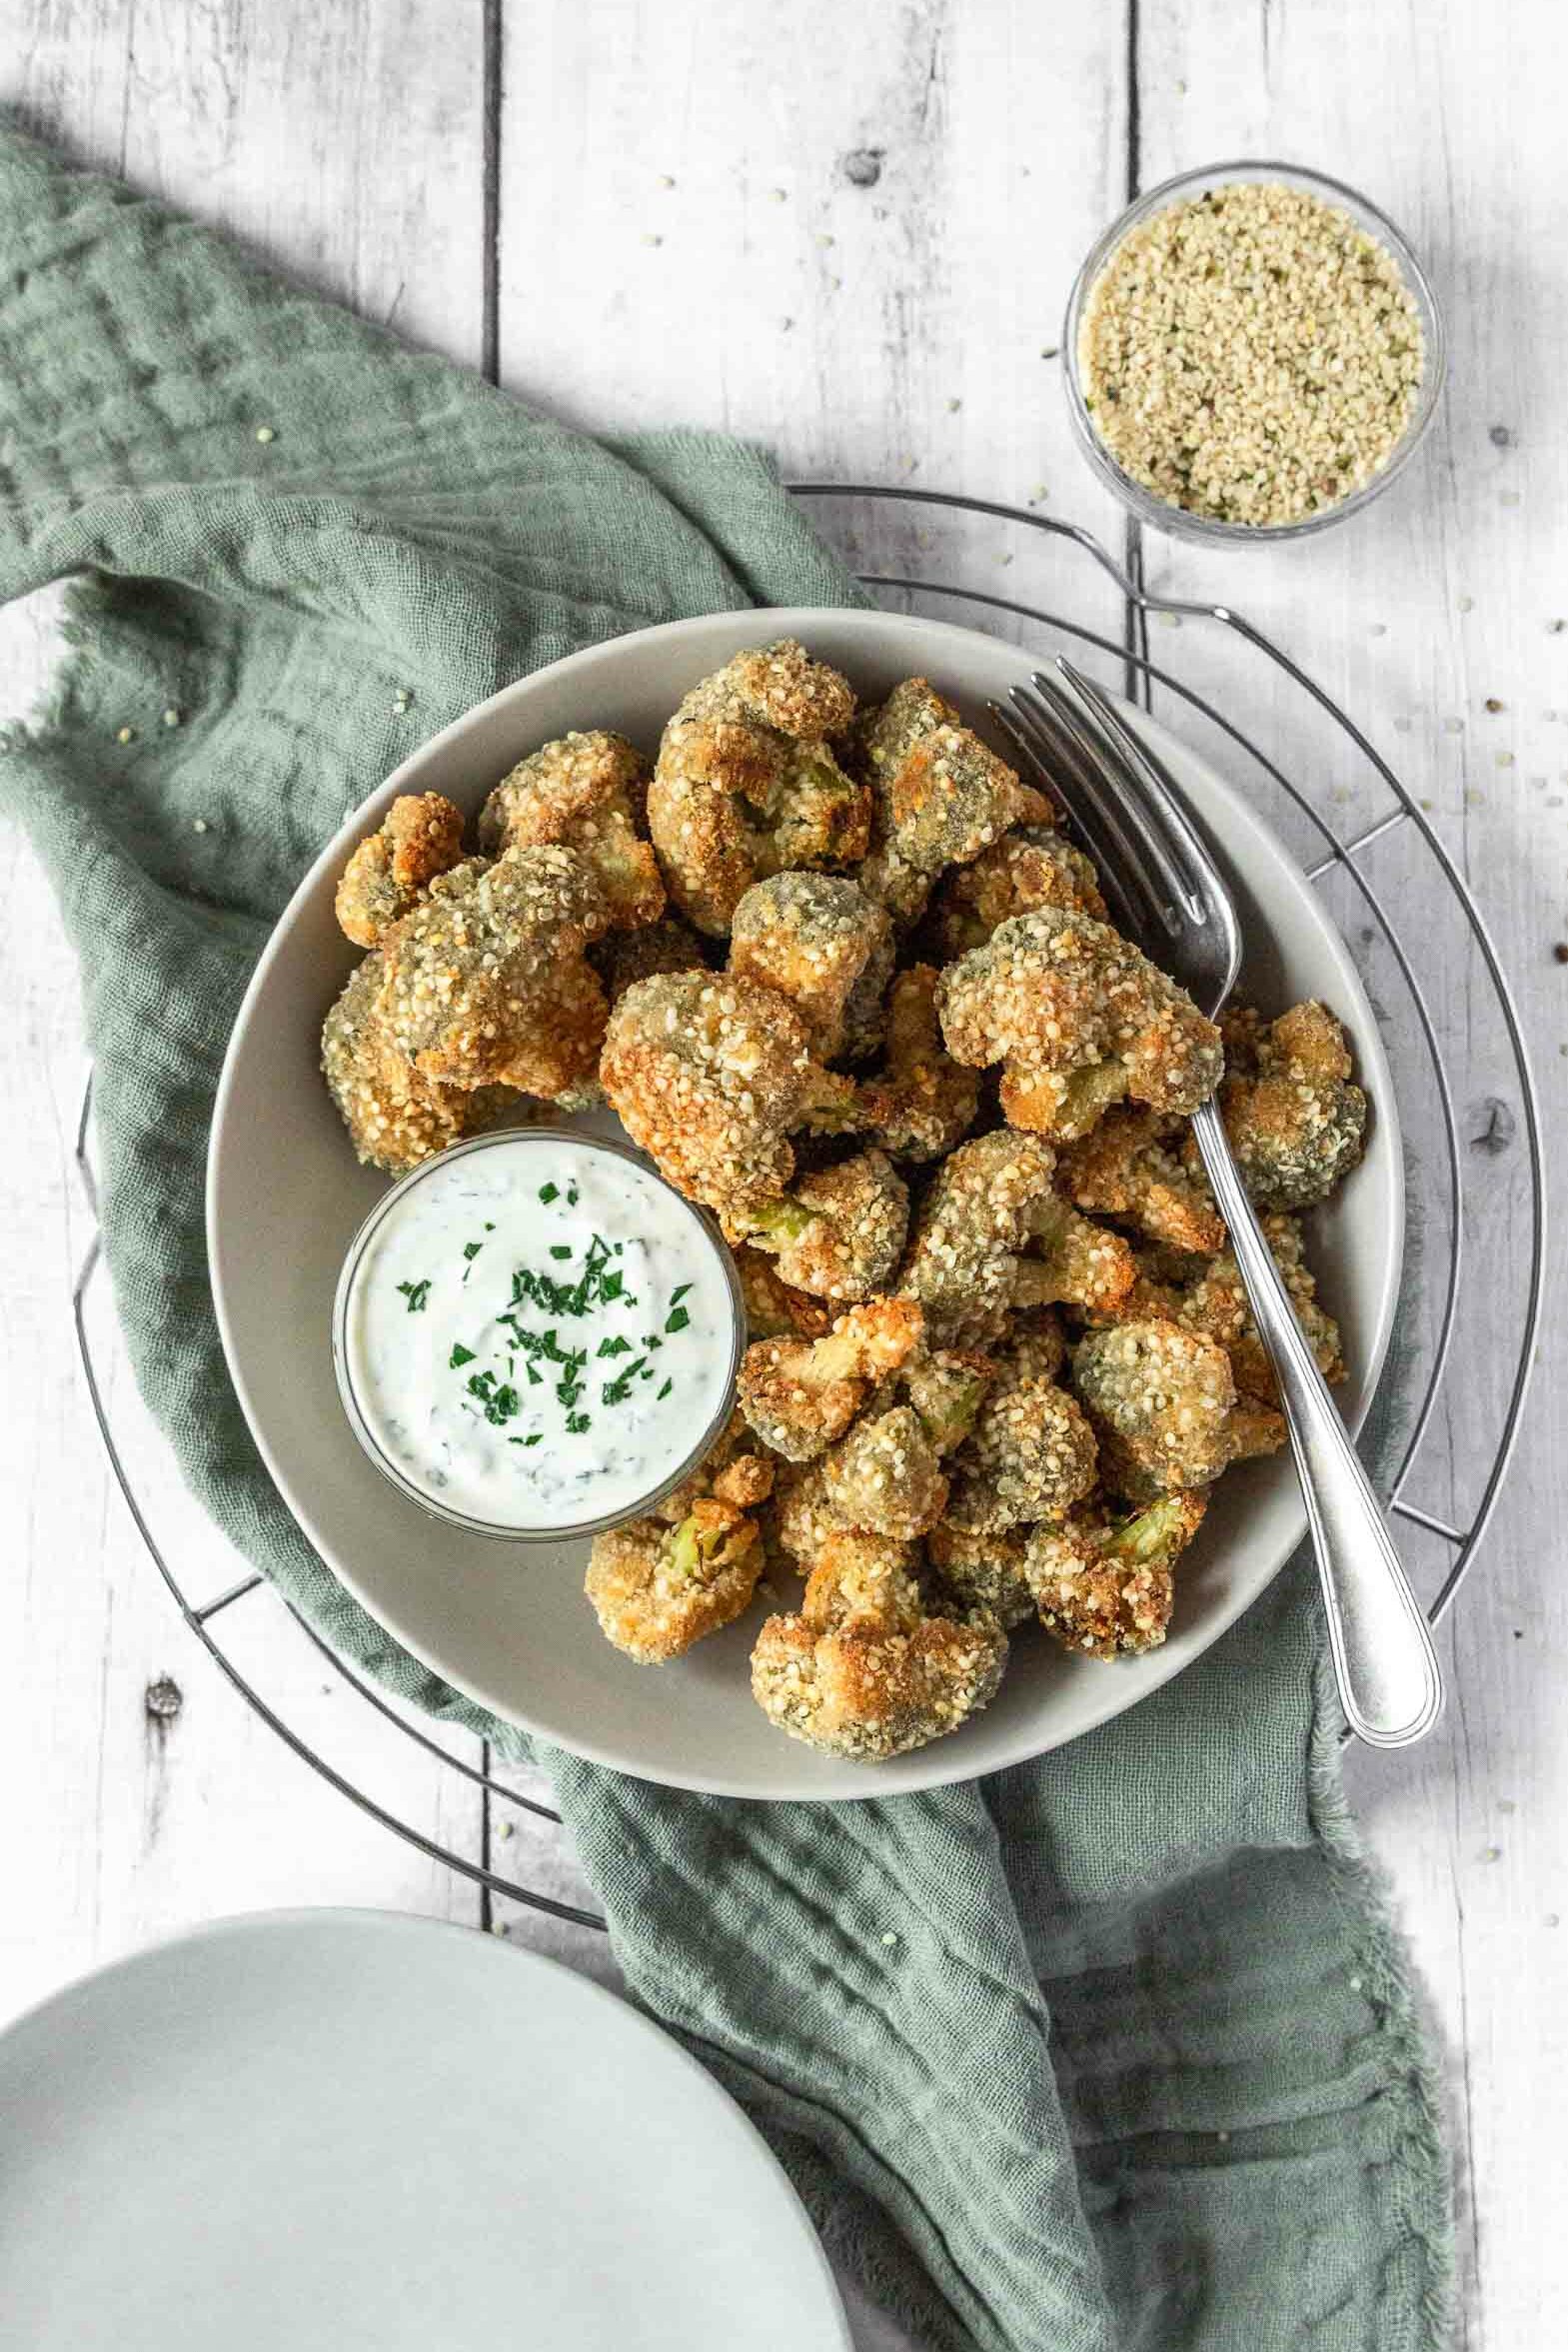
[0,1905,853,2352]
[208,604,1404,1798]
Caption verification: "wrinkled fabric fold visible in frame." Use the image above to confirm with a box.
[0,123,1452,2352]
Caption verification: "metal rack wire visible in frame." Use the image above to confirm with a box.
[70,488,1547,1931]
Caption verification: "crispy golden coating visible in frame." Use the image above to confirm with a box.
[649,641,868,935]
[600,971,845,1221]
[900,1131,1130,1341]
[1070,1317,1285,1499]
[851,680,1051,924]
[1023,1492,1208,1658]
[736,1246,833,1340]
[321,953,523,1175]
[945,1372,1099,1533]
[936,907,1224,1139]
[900,1346,995,1454]
[740,1149,910,1302]
[1056,1106,1226,1255]
[930,824,1107,957]
[377,844,611,1100]
[592,914,707,1006]
[586,1501,764,1661]
[926,1522,1036,1630]
[729,873,892,1058]
[477,730,664,932]
[1193,1000,1368,1209]
[1177,1212,1345,1398]
[822,1401,949,1538]
[335,794,467,949]
[751,1529,1007,1758]
[737,1297,924,1461]
[853,965,981,1163]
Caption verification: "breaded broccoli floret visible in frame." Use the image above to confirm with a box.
[1023,1492,1208,1658]
[751,1529,1008,1759]
[1056,1106,1226,1254]
[930,823,1107,958]
[1177,1212,1345,1399]
[334,793,467,948]
[821,1402,949,1539]
[592,914,707,1006]
[850,679,1051,924]
[899,1131,1132,1342]
[768,1455,845,1564]
[600,971,851,1222]
[477,730,664,932]
[1195,1001,1368,1209]
[740,1149,910,1302]
[584,1411,776,1662]
[853,965,981,1163]
[1070,1318,1284,1499]
[736,1246,832,1340]
[728,873,892,1059]
[649,641,869,935]
[586,1502,764,1662]
[899,1346,995,1454]
[377,844,612,1100]
[944,1370,1099,1534]
[737,1297,924,1461]
[925,1522,1036,1631]
[936,907,1223,1140]
[321,953,521,1175]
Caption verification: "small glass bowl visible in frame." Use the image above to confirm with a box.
[331,1128,747,1545]
[1062,160,1446,546]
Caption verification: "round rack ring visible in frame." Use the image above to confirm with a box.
[69,486,1547,1932]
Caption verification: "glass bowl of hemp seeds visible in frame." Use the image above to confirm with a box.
[1063,161,1444,543]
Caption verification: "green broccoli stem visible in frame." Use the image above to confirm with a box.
[1109,1496,1185,1564]
[742,1195,820,1251]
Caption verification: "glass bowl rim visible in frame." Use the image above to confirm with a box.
[331,1125,747,1545]
[1061,157,1447,546]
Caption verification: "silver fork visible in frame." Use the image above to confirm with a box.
[991,659,1442,1748]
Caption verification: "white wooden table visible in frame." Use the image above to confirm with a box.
[1,6,1562,2345]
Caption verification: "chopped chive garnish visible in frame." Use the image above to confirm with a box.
[396,1278,431,1312]
[548,1243,573,1260]
[664,1304,691,1334]
[597,1335,633,1357]
[510,1432,544,1448]
[567,1185,580,1205]
[565,1410,592,1434]
[669,1282,693,1306]
[538,1182,559,1203]
[657,1377,673,1399]
[463,1241,484,1260]
[448,1342,476,1368]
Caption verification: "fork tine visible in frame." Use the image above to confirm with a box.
[1008,673,1177,937]
[1054,658,1219,923]
[988,694,1150,937]
[1031,669,1199,934]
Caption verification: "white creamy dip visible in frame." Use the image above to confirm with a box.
[337,1134,741,1534]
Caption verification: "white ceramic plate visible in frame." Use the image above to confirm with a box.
[0,1910,850,2352]
[209,608,1403,1799]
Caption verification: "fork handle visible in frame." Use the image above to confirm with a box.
[1189,1099,1443,1747]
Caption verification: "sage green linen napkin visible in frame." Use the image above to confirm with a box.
[0,126,1452,2352]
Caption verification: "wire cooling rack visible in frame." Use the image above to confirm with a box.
[70,487,1547,1930]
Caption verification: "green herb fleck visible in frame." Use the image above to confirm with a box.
[538,1182,559,1203]
[510,1432,544,1448]
[567,1185,580,1205]
[657,1377,673,1399]
[448,1342,477,1368]
[396,1278,432,1312]
[665,1304,691,1334]
[597,1335,633,1358]
[669,1282,693,1307]
[549,1244,573,1261]
[565,1410,592,1434]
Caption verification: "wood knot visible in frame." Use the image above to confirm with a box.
[144,1675,184,1722]
[1466,1097,1516,1156]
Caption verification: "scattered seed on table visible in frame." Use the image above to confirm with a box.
[1157,611,1181,628]
[1485,697,1505,713]
[657,173,676,189]
[1499,1798,1517,1813]
[1039,345,1059,360]
[1551,619,1567,634]
[1393,717,1413,733]
[642,232,663,247]
[1443,717,1465,734]
[1500,490,1521,507]
[1481,1845,1503,1863]
[115,725,136,744]
[1496,752,1515,768]
[946,396,962,412]
[816,232,835,248]
[255,425,276,445]
[770,188,787,202]
[1368,622,1387,637]
[163,707,181,728]
[880,1930,899,1948]
[1028,484,1049,504]
[1419,797,1435,810]
[997,551,1014,566]
[1489,424,1513,448]
[497,1818,514,1840]
[1459,594,1475,613]
[780,315,794,331]
[193,817,209,834]
[1554,944,1568,964]
[490,1921,509,1936]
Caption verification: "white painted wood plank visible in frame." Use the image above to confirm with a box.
[0,0,496,2029]
[1138,8,1567,2345]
